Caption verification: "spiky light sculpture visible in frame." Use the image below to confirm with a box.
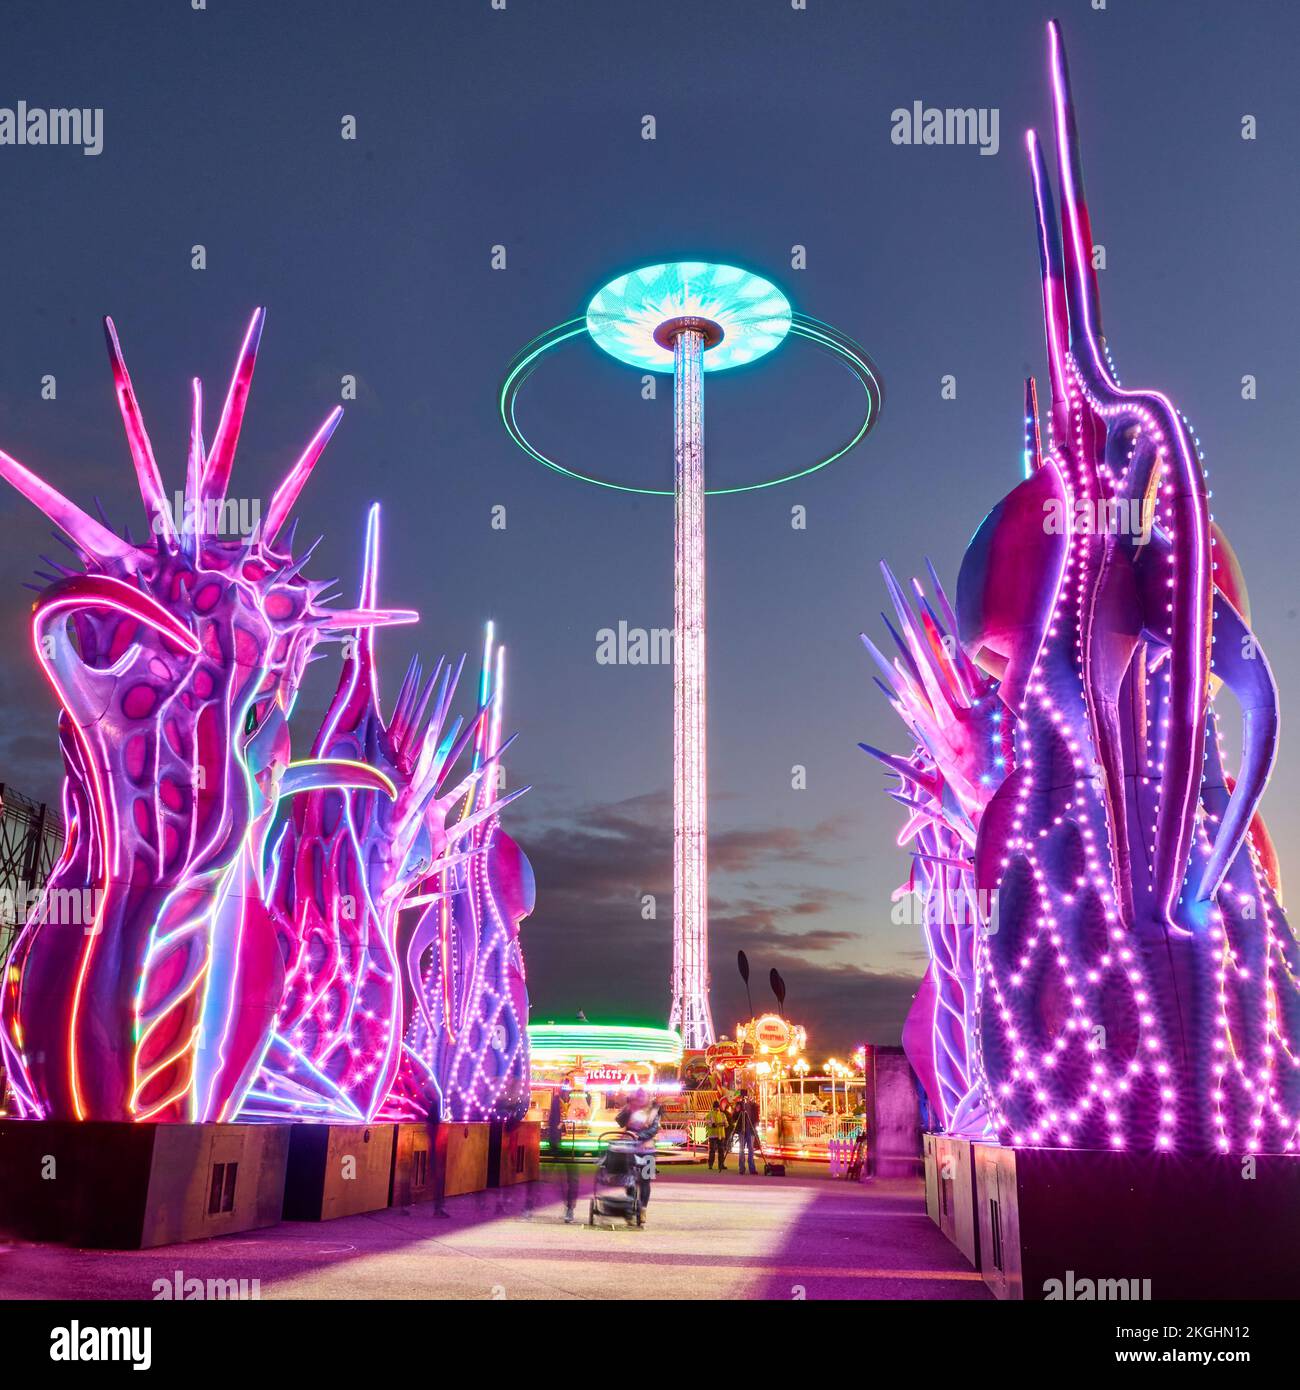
[387,622,536,1122]
[244,509,525,1123]
[861,562,1005,1138]
[867,23,1298,1154]
[0,312,415,1122]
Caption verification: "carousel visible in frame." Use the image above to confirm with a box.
[526,1022,683,1155]
[666,1015,867,1161]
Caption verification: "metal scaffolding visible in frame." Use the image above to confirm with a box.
[0,784,66,969]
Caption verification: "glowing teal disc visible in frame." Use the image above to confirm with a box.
[586,261,792,374]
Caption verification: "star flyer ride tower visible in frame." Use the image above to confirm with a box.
[502,262,882,1047]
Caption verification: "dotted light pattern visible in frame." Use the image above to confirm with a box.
[586,261,791,374]
[870,22,1300,1155]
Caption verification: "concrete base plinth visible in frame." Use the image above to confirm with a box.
[436,1121,489,1197]
[0,1119,289,1249]
[389,1121,436,1207]
[922,1132,979,1268]
[282,1122,395,1222]
[489,1119,539,1187]
[973,1142,1300,1300]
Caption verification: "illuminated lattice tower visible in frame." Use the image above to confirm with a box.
[503,262,882,1049]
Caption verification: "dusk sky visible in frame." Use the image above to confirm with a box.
[1,1,1296,1055]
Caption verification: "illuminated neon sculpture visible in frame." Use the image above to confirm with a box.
[862,565,1002,1140]
[0,312,533,1125]
[243,509,528,1124]
[383,622,537,1123]
[868,22,1298,1154]
[504,264,882,1048]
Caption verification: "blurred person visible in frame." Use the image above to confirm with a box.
[546,1079,580,1223]
[616,1090,662,1212]
[730,1088,759,1175]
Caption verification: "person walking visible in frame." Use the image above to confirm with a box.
[706,1098,729,1171]
[616,1090,662,1214]
[546,1079,580,1224]
[427,1093,451,1218]
[732,1088,759,1175]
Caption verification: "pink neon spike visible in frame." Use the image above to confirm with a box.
[1046,19,1103,346]
[186,378,204,542]
[319,606,419,630]
[202,307,266,504]
[0,446,135,562]
[1025,129,1071,423]
[262,406,344,545]
[1023,378,1042,475]
[102,317,174,545]
[359,502,380,610]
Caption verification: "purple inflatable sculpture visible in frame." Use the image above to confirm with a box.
[869,23,1297,1155]
[244,507,526,1123]
[385,622,536,1123]
[0,311,534,1127]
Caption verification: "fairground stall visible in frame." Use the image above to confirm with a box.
[665,1015,867,1162]
[527,1022,684,1156]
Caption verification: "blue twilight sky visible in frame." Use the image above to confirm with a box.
[0,0,1296,1053]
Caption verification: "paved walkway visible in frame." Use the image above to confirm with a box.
[1,1162,989,1300]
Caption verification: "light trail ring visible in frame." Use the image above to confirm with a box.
[499,312,884,497]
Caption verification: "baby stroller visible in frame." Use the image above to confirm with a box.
[589,1130,652,1228]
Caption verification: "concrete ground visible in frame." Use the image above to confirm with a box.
[0,1161,989,1300]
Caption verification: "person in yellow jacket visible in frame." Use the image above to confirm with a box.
[706,1099,729,1172]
